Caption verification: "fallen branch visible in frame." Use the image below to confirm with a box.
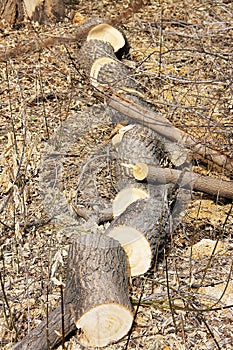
[95,89,233,173]
[0,18,103,62]
[0,0,146,62]
[13,306,75,350]
[131,163,233,199]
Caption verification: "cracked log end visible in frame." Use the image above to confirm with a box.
[76,303,133,347]
[107,225,152,276]
[113,186,149,217]
[87,23,126,54]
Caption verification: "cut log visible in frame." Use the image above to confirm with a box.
[109,119,189,233]
[0,0,65,25]
[133,162,149,181]
[111,123,179,190]
[78,39,116,74]
[78,37,184,168]
[132,163,233,199]
[112,186,149,217]
[110,123,191,229]
[13,233,133,349]
[95,90,233,173]
[90,56,119,87]
[107,197,170,276]
[111,124,135,148]
[78,39,137,92]
[65,233,133,348]
[87,23,128,57]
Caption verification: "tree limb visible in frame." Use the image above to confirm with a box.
[131,162,233,199]
[95,89,233,173]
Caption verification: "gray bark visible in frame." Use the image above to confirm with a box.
[0,0,65,25]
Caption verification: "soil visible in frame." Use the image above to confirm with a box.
[0,1,233,349]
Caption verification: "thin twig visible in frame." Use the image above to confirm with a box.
[75,154,110,205]
[124,279,145,350]
[165,255,178,334]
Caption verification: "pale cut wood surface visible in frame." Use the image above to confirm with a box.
[106,197,170,275]
[13,233,133,349]
[66,232,133,347]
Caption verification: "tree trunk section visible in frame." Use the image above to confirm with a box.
[78,35,192,267]
[106,196,170,276]
[0,0,65,26]
[65,232,133,348]
[133,163,233,199]
[13,233,133,349]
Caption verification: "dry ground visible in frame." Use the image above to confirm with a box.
[0,1,233,349]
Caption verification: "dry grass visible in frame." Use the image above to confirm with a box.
[0,1,233,349]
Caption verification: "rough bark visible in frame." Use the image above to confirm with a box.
[132,163,233,199]
[112,185,149,218]
[0,0,65,25]
[0,0,23,25]
[65,233,133,348]
[78,36,191,230]
[88,43,232,173]
[13,233,133,349]
[13,306,76,350]
[110,123,185,190]
[78,39,136,91]
[95,90,233,174]
[87,23,128,57]
[109,122,175,270]
[106,197,170,276]
[78,36,192,259]
[110,120,190,228]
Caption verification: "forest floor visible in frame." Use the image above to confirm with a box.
[0,1,233,349]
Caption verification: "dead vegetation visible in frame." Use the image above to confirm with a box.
[0,0,233,349]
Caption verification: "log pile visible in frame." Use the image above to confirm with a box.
[13,18,233,350]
